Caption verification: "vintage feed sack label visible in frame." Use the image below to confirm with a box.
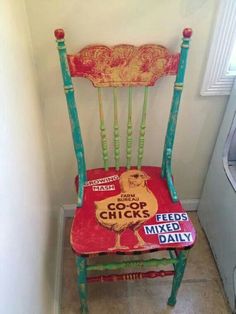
[158,232,193,244]
[144,222,181,234]
[94,170,158,233]
[85,175,119,187]
[92,184,115,192]
[144,213,193,245]
[156,212,189,222]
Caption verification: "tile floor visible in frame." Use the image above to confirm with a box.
[61,213,231,314]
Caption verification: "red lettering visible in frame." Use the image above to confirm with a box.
[133,210,142,218]
[124,210,132,218]
[142,210,150,218]
[100,211,107,219]
[130,202,139,209]
[116,203,126,210]
[108,211,117,219]
[140,202,147,209]
[108,203,115,210]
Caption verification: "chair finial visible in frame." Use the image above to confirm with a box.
[183,28,192,38]
[54,29,65,40]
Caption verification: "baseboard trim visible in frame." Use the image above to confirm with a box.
[181,199,199,211]
[63,204,77,217]
[54,207,65,314]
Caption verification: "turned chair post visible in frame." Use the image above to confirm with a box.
[54,29,87,207]
[168,250,188,306]
[161,28,192,202]
[76,256,88,314]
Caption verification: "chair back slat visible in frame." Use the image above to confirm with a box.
[137,86,149,169]
[97,88,109,170]
[67,44,179,87]
[113,88,120,170]
[126,87,133,170]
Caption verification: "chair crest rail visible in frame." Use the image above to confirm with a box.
[67,44,180,87]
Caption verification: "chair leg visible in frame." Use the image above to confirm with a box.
[76,256,88,314]
[167,250,188,306]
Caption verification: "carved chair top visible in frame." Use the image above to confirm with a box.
[55,28,192,87]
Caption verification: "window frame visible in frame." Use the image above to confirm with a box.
[201,0,236,96]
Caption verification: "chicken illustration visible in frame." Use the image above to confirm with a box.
[95,170,158,250]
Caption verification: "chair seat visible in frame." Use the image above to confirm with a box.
[71,166,196,256]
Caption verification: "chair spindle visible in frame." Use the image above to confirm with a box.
[97,88,109,170]
[137,86,149,169]
[113,88,120,170]
[126,87,133,170]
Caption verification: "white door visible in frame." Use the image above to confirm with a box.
[198,80,236,312]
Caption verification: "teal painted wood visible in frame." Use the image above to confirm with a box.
[76,256,88,314]
[161,32,191,202]
[166,148,178,202]
[168,250,177,270]
[97,88,109,170]
[55,35,86,207]
[113,87,120,170]
[87,257,177,271]
[168,250,188,306]
[126,87,133,169]
[137,86,149,169]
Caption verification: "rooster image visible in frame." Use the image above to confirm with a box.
[95,170,158,250]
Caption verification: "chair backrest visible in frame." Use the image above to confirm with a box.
[54,28,192,206]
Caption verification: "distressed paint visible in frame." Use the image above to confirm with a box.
[55,28,195,314]
[95,169,158,250]
[137,86,149,169]
[166,148,178,202]
[72,166,196,256]
[54,29,87,207]
[88,270,175,283]
[126,87,133,169]
[169,250,177,270]
[168,250,188,306]
[87,257,177,271]
[67,44,179,87]
[113,87,120,170]
[76,256,88,314]
[161,28,192,202]
[97,88,109,170]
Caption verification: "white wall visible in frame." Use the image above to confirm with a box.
[26,0,228,204]
[0,1,58,313]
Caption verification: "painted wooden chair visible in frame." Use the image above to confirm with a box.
[54,28,196,313]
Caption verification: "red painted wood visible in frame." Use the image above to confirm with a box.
[67,45,179,87]
[183,28,192,38]
[88,270,175,283]
[54,29,65,40]
[71,166,196,256]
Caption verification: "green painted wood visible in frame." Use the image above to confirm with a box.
[113,87,120,170]
[55,36,86,207]
[166,148,178,202]
[168,250,177,270]
[126,87,133,170]
[76,256,88,314]
[161,34,191,202]
[97,88,109,170]
[168,250,188,306]
[87,257,177,271]
[137,86,149,169]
